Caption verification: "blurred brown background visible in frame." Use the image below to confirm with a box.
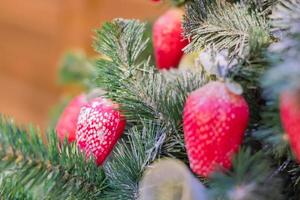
[0,0,168,129]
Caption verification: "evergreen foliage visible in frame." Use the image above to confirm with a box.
[59,50,96,89]
[183,0,271,57]
[0,0,300,199]
[210,149,283,200]
[0,117,107,199]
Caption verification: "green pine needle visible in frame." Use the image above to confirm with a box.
[210,148,283,200]
[0,116,107,199]
[183,0,271,57]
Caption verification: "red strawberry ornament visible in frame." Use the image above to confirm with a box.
[153,8,188,70]
[183,81,249,177]
[56,94,87,143]
[280,89,300,161]
[76,97,126,165]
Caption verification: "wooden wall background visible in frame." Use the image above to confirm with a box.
[0,0,168,129]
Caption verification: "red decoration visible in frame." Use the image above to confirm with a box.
[56,94,87,143]
[153,8,188,70]
[280,90,300,161]
[76,97,126,165]
[183,81,249,177]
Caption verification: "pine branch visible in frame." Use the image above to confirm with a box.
[94,19,151,99]
[284,161,300,200]
[94,19,149,70]
[183,0,271,57]
[228,54,267,125]
[258,0,300,158]
[0,176,34,200]
[210,148,283,200]
[98,67,205,159]
[253,99,290,158]
[59,50,96,89]
[263,0,300,96]
[254,2,300,198]
[0,116,107,199]
[271,0,300,34]
[240,0,278,14]
[103,121,166,199]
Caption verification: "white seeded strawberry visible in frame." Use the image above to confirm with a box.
[76,97,126,165]
[153,8,188,70]
[183,81,249,177]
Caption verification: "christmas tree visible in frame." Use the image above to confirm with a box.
[1,0,300,199]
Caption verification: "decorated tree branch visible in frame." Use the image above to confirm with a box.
[1,0,300,199]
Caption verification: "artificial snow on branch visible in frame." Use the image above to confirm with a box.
[183,0,271,57]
